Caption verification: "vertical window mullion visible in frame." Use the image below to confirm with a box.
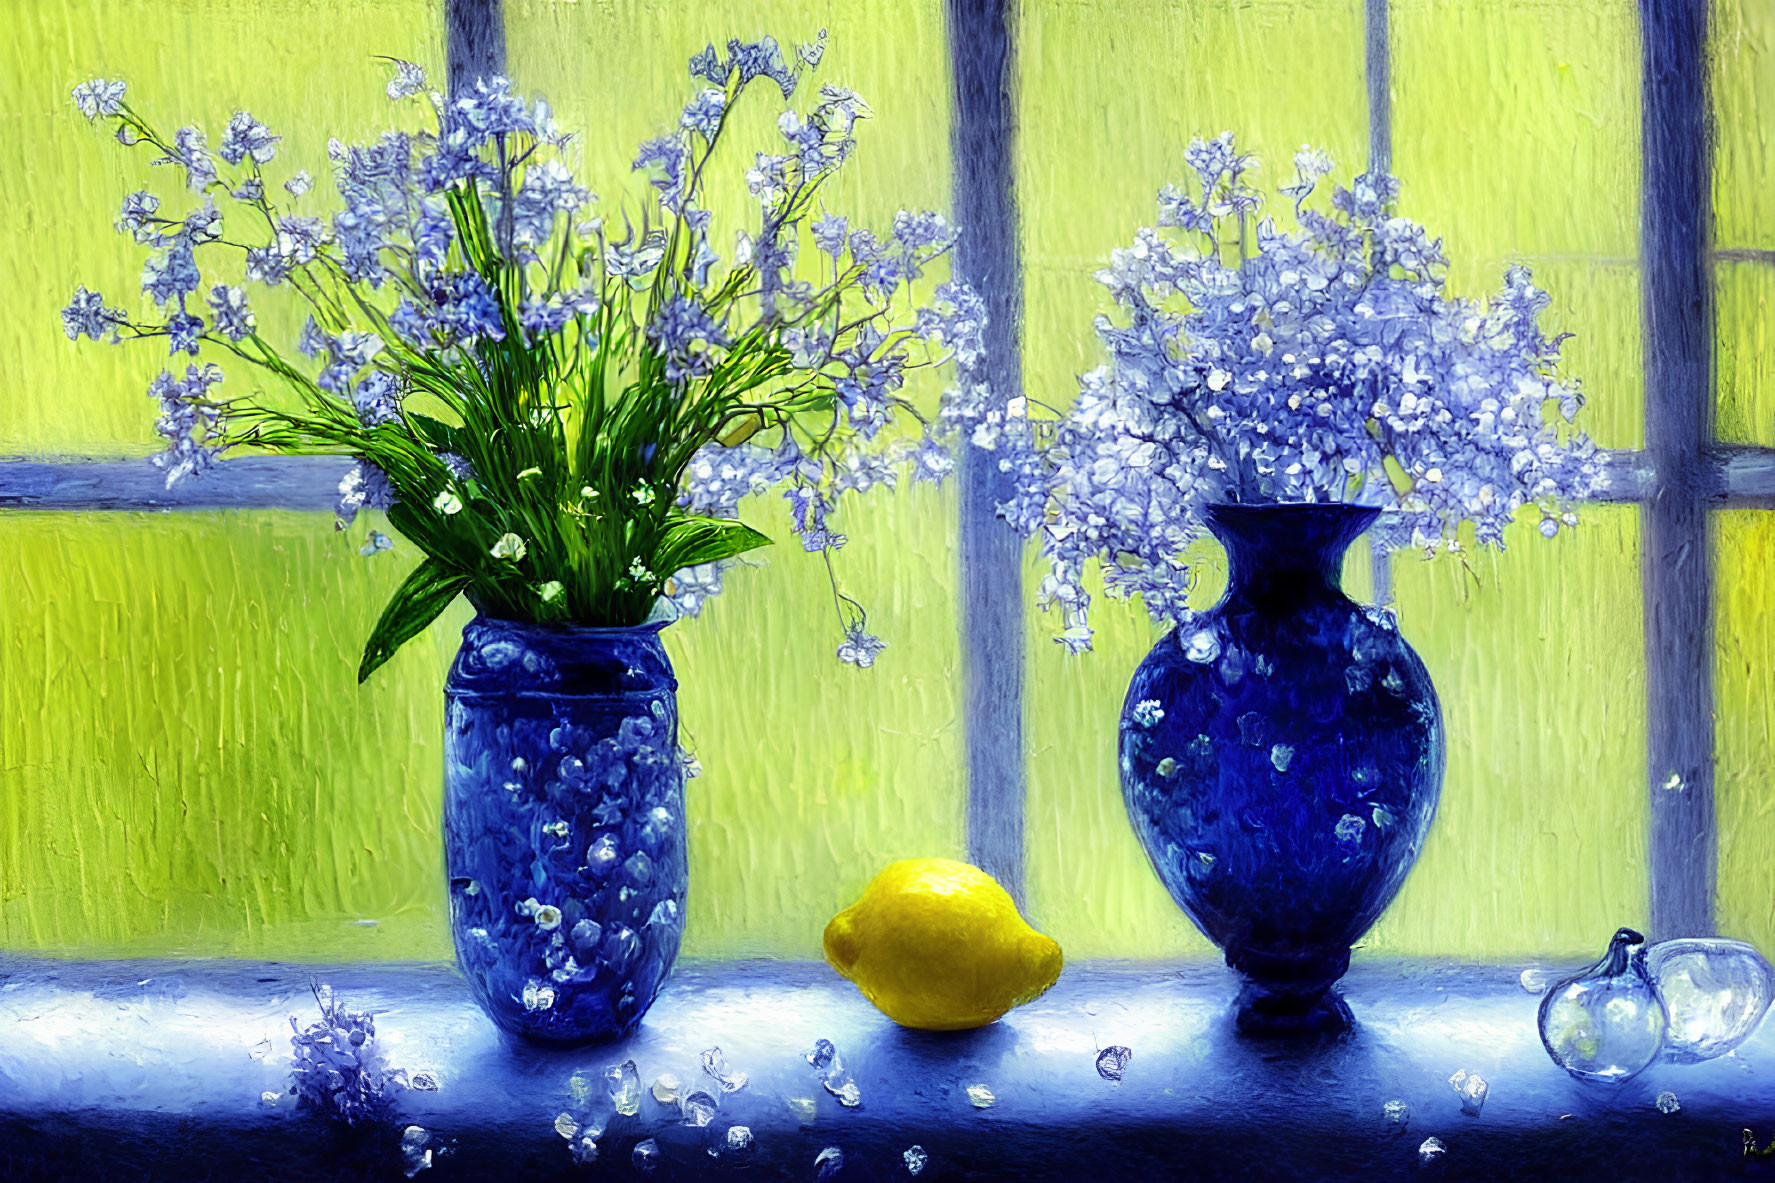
[947,0,1028,904]
[1365,0,1394,605]
[447,0,506,97]
[1640,0,1718,938]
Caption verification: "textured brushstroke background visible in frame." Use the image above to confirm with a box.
[0,0,1767,966]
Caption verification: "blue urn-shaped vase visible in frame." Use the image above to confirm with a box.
[1120,504,1445,1035]
[444,617,688,1045]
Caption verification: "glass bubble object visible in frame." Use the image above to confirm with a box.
[1538,927,1669,1083]
[1646,938,1775,1063]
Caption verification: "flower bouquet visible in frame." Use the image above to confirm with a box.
[971,134,1601,1033]
[64,36,980,1042]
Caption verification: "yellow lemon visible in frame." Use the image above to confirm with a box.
[823,858,1064,1030]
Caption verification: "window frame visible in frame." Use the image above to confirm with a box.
[0,0,1753,941]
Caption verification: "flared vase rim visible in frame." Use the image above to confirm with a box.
[464,614,673,640]
[1203,501,1383,521]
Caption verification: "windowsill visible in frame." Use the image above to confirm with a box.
[1,956,1767,1180]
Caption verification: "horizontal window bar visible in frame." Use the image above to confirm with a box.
[0,456,349,511]
[0,448,1764,515]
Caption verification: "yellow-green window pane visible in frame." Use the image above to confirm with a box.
[1018,0,1368,957]
[507,0,950,230]
[1370,508,1647,960]
[1716,260,1775,446]
[1392,0,1642,450]
[0,511,458,961]
[0,0,446,455]
[1019,0,1368,428]
[669,486,966,960]
[1715,512,1775,950]
[1533,259,1644,451]
[0,493,964,962]
[1713,0,1775,251]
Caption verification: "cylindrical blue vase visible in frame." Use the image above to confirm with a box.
[1120,504,1445,1035]
[444,617,687,1045]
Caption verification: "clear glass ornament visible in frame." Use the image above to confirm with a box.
[1538,927,1668,1083]
[1646,937,1775,1063]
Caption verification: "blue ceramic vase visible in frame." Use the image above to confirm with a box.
[1120,504,1444,1035]
[444,617,687,1045]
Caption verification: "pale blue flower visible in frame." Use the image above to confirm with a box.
[509,159,588,245]
[666,563,724,618]
[219,111,278,165]
[836,622,886,668]
[181,201,222,243]
[206,285,253,341]
[689,44,731,86]
[891,209,953,257]
[297,316,332,359]
[411,197,454,269]
[745,151,791,204]
[244,244,290,285]
[646,295,727,382]
[418,126,493,192]
[335,460,395,526]
[284,170,312,197]
[1003,133,1602,647]
[116,190,160,242]
[679,442,792,517]
[797,29,828,69]
[388,298,429,345]
[680,88,726,139]
[519,289,595,341]
[447,77,533,145]
[162,125,217,191]
[332,201,392,285]
[165,309,203,355]
[148,363,226,486]
[908,433,954,485]
[331,131,412,210]
[633,136,687,211]
[141,239,199,305]
[275,215,326,265]
[316,330,385,393]
[728,37,797,98]
[811,212,848,258]
[287,985,408,1125]
[384,59,427,101]
[71,78,126,120]
[353,371,402,427]
[61,286,124,341]
[427,271,505,342]
[915,281,986,368]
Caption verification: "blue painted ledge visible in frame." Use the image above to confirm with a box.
[1,957,1770,1181]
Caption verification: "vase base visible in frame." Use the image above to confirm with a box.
[1233,982,1353,1037]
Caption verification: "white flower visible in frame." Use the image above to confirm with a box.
[491,533,527,562]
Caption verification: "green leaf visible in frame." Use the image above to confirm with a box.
[405,411,469,456]
[652,516,772,577]
[358,556,471,683]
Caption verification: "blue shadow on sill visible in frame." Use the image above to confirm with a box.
[0,956,1769,1181]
